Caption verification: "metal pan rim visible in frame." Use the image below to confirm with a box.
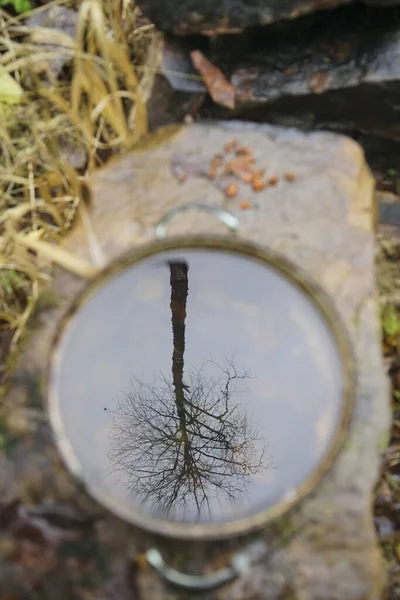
[46,235,356,542]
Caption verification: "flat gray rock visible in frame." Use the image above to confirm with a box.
[0,122,390,599]
[136,0,400,35]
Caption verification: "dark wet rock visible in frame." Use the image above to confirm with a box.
[147,37,205,130]
[136,0,400,35]
[160,37,206,94]
[190,4,400,141]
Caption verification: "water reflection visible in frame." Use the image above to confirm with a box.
[108,262,267,521]
[51,248,345,527]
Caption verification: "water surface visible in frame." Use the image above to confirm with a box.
[50,248,345,526]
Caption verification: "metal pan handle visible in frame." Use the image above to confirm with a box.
[146,541,265,592]
[155,203,239,240]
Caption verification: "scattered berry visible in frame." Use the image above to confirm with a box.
[224,140,238,153]
[240,200,251,210]
[224,182,239,198]
[252,177,267,191]
[239,172,253,184]
[236,146,252,156]
[208,155,223,178]
[284,172,296,182]
[268,174,279,185]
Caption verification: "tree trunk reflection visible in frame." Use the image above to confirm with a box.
[108,262,268,522]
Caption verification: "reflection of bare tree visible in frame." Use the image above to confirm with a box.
[108,262,267,520]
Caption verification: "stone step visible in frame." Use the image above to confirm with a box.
[0,121,390,600]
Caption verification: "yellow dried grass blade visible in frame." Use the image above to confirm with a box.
[80,62,130,140]
[14,233,98,280]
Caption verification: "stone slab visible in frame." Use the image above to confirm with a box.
[0,122,390,599]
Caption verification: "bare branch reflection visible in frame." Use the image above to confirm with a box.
[108,261,268,521]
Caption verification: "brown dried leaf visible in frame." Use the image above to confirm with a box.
[308,71,331,94]
[190,50,236,110]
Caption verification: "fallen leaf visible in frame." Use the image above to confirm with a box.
[0,66,23,106]
[308,71,331,94]
[191,50,236,110]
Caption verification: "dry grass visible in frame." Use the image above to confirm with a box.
[0,0,160,374]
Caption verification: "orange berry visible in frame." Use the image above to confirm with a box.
[224,182,239,198]
[236,146,252,156]
[240,200,251,210]
[268,174,279,185]
[208,155,223,178]
[239,171,253,184]
[284,171,296,182]
[252,177,267,191]
[224,140,238,153]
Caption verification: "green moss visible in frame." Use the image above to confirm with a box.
[0,0,33,14]
[382,306,400,338]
